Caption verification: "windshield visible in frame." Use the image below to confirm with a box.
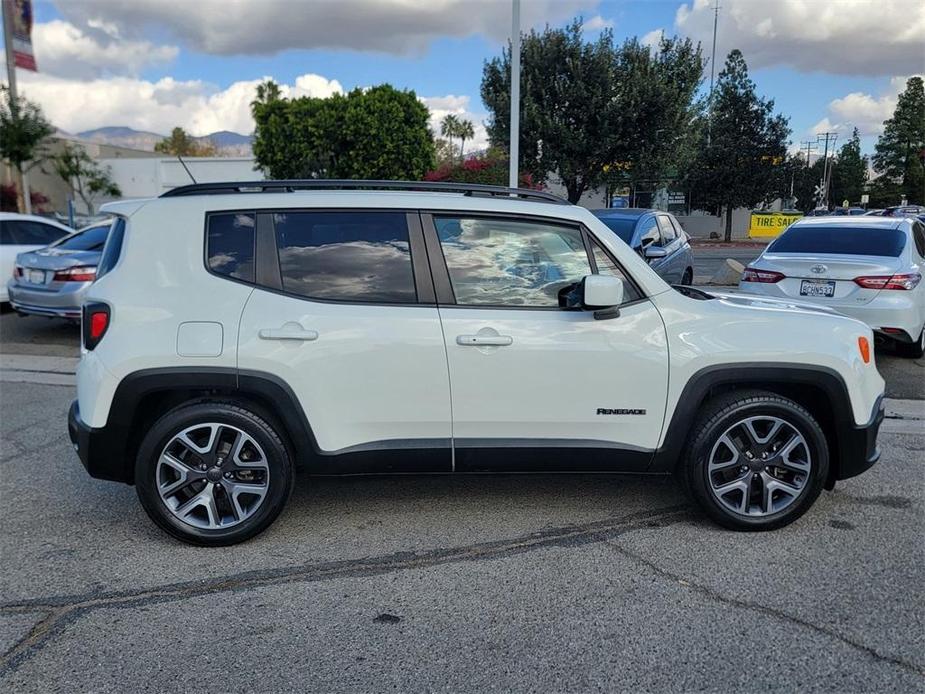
[597,217,637,244]
[51,224,110,252]
[768,225,906,257]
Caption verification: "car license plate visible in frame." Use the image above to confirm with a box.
[28,269,45,284]
[800,279,835,297]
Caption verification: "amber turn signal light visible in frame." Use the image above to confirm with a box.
[858,336,871,364]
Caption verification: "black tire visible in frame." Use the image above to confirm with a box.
[681,389,829,531]
[897,327,925,359]
[681,268,693,285]
[136,401,294,546]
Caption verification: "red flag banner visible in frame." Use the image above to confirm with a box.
[8,0,37,71]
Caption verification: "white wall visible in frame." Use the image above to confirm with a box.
[96,157,262,205]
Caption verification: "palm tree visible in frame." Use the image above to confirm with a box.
[457,118,475,159]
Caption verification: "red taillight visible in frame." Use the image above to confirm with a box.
[82,303,110,350]
[742,267,785,283]
[13,265,22,278]
[854,273,921,290]
[53,266,97,282]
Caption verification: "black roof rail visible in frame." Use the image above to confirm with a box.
[159,179,571,204]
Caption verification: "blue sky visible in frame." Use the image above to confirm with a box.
[11,1,924,155]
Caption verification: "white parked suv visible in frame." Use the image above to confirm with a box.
[738,216,925,358]
[69,181,886,545]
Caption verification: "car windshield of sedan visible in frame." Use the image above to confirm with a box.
[597,217,637,245]
[768,226,906,257]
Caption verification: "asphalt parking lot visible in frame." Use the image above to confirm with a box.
[1,306,923,692]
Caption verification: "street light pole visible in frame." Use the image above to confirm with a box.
[508,0,521,190]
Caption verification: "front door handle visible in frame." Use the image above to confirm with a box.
[259,324,319,341]
[456,334,513,347]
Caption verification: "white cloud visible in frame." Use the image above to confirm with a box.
[641,28,665,49]
[420,94,490,153]
[675,0,925,76]
[56,0,596,56]
[581,15,614,32]
[810,75,922,138]
[16,71,344,137]
[31,19,177,79]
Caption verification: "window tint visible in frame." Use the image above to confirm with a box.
[656,216,677,244]
[207,213,256,282]
[52,224,109,251]
[96,218,125,279]
[637,218,660,248]
[597,217,636,244]
[768,225,907,257]
[435,216,592,307]
[913,222,925,258]
[590,238,642,304]
[4,220,68,246]
[274,211,415,303]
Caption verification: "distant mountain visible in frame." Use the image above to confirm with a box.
[75,126,253,156]
[77,126,165,152]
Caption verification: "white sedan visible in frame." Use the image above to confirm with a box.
[738,215,925,358]
[0,213,73,303]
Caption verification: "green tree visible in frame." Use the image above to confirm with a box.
[52,143,121,215]
[830,127,867,206]
[440,114,475,159]
[434,137,458,167]
[251,82,435,180]
[686,50,790,240]
[481,20,703,203]
[0,87,54,213]
[872,76,925,206]
[154,126,217,157]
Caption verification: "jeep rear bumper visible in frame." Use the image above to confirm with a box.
[68,400,133,484]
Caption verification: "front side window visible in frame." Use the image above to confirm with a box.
[207,212,256,282]
[637,218,660,248]
[274,211,416,303]
[435,216,592,307]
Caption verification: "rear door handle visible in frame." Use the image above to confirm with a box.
[456,334,513,347]
[258,326,319,341]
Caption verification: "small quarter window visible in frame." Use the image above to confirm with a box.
[96,218,125,279]
[590,238,642,304]
[207,213,256,282]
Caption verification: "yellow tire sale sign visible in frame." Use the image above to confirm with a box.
[748,212,803,238]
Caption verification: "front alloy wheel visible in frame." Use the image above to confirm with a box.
[684,390,829,531]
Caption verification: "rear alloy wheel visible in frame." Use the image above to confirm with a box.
[136,402,293,545]
[683,390,829,530]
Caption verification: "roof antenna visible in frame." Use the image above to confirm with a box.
[177,154,197,184]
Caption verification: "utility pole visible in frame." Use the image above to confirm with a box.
[508,0,521,190]
[706,2,721,147]
[816,131,838,209]
[800,140,818,168]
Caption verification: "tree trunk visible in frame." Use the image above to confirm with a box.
[564,178,584,204]
[459,137,466,161]
[14,169,26,213]
[724,203,734,242]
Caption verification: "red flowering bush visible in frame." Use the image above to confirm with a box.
[424,149,540,189]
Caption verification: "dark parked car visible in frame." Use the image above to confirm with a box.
[591,208,694,284]
[7,220,111,319]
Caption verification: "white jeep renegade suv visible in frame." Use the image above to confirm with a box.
[68,181,886,545]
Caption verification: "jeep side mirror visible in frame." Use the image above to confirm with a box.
[581,275,624,320]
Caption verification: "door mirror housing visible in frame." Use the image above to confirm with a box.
[581,274,624,320]
[644,246,668,260]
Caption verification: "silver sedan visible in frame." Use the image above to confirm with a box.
[7,220,111,320]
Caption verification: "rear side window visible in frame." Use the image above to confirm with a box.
[274,211,415,303]
[207,213,256,282]
[768,225,907,257]
[2,220,68,245]
[96,218,125,279]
